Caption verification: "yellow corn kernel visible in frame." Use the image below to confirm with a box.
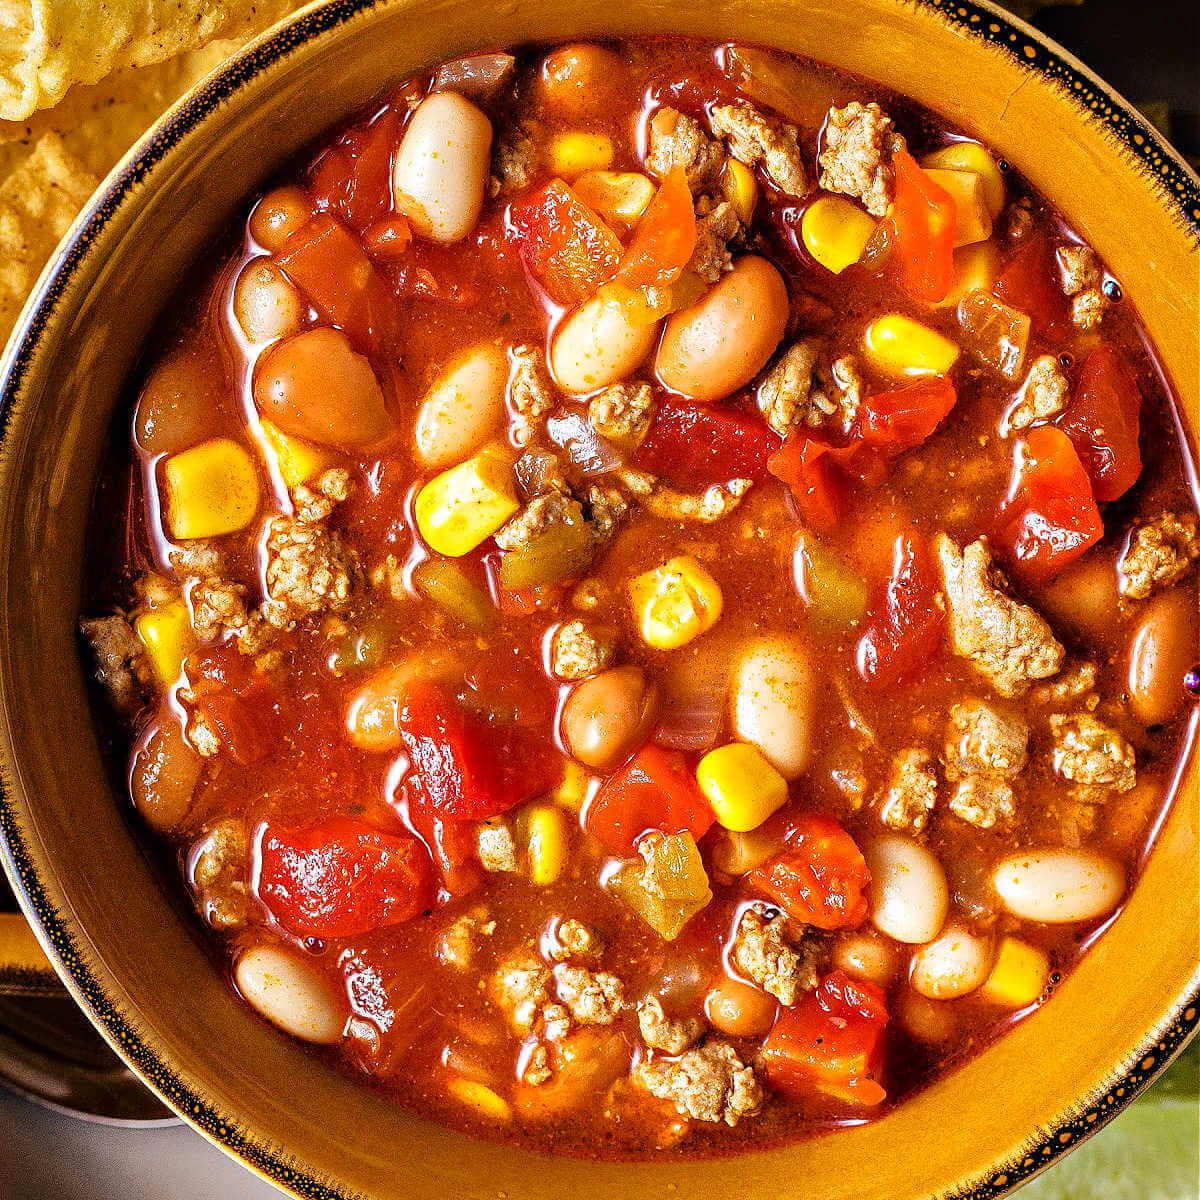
[697,743,788,833]
[522,803,569,886]
[862,314,961,378]
[722,159,758,224]
[922,168,993,248]
[572,171,654,225]
[980,937,1049,1008]
[258,418,331,489]
[446,1077,512,1121]
[548,132,614,179]
[920,141,1006,219]
[937,242,1000,311]
[710,825,783,876]
[801,195,877,275]
[414,444,518,557]
[552,759,592,811]
[628,555,723,651]
[135,600,195,686]
[163,438,260,540]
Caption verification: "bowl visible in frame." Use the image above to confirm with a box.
[0,1,1196,1196]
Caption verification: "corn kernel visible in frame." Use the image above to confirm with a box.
[414,444,518,557]
[628,555,723,650]
[980,937,1049,1008]
[572,171,654,225]
[920,142,1006,219]
[552,759,592,811]
[710,825,782,876]
[697,743,788,833]
[801,195,877,274]
[922,168,993,247]
[522,803,569,886]
[163,438,260,540]
[722,159,758,224]
[258,418,331,489]
[446,1077,512,1121]
[936,242,1000,311]
[548,132,614,179]
[135,600,195,686]
[862,314,961,378]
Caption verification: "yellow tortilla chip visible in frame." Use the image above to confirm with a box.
[0,2,308,343]
[0,0,300,120]
[0,130,97,337]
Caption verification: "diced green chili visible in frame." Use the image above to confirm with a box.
[413,558,494,630]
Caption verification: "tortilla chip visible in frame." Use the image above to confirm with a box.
[0,130,97,336]
[0,0,299,121]
[0,1,307,343]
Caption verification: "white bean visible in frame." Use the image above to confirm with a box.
[992,849,1125,924]
[233,257,303,344]
[1126,587,1195,726]
[550,292,659,393]
[728,637,814,780]
[413,343,507,468]
[866,835,950,944]
[909,925,992,999]
[393,91,493,244]
[235,944,344,1044]
[832,929,900,987]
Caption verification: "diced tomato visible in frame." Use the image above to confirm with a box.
[187,647,283,766]
[508,179,623,306]
[402,779,485,899]
[638,400,781,485]
[995,425,1104,585]
[259,816,433,938]
[617,167,696,288]
[748,813,870,930]
[278,213,398,354]
[585,745,714,856]
[362,215,413,262]
[891,150,955,303]
[399,678,556,823]
[855,530,944,690]
[768,436,849,531]
[992,233,1064,332]
[760,969,889,1105]
[308,110,400,234]
[1057,344,1141,502]
[855,376,957,452]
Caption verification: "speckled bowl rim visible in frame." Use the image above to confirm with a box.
[0,0,1196,1197]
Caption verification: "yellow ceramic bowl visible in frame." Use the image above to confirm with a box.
[0,1,1196,1196]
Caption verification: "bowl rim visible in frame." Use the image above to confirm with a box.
[0,0,1197,1196]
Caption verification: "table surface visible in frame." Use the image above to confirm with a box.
[1,0,1197,1196]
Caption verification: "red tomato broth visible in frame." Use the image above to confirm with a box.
[77,36,1198,1160]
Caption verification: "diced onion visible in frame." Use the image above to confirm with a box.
[546,410,623,475]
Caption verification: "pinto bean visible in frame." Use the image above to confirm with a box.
[254,328,392,450]
[866,835,950,944]
[704,975,777,1037]
[235,944,344,1044]
[560,665,656,770]
[130,716,203,833]
[1127,586,1197,726]
[832,929,901,988]
[992,849,1125,924]
[393,92,493,244]
[249,186,312,254]
[414,343,508,468]
[655,256,789,402]
[729,637,814,780]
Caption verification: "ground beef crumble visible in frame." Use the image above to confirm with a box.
[1117,511,1200,599]
[817,101,905,217]
[936,534,1065,698]
[635,1040,763,1127]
